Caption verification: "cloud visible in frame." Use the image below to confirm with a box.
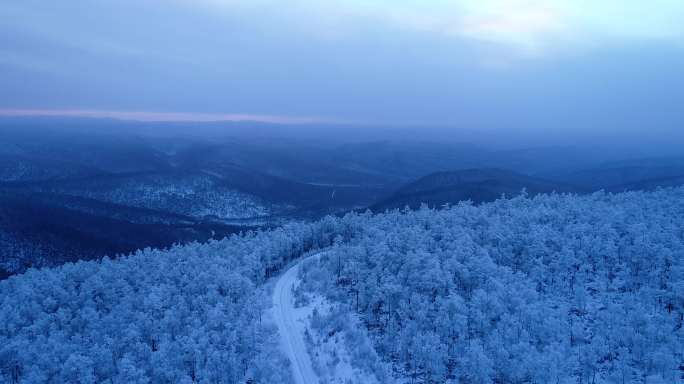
[456,1,569,53]
[194,0,684,55]
[2,0,682,126]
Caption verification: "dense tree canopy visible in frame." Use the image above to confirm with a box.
[2,188,683,383]
[299,189,684,383]
[0,219,339,383]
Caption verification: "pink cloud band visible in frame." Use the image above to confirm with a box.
[0,109,327,124]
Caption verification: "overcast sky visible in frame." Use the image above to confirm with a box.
[1,0,683,137]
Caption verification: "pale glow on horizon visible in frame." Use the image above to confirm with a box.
[0,109,330,124]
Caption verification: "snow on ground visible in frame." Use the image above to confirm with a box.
[304,297,382,384]
[272,256,321,384]
[272,253,383,384]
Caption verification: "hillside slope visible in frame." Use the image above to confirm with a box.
[0,189,248,277]
[2,188,683,383]
[543,157,684,192]
[372,168,579,211]
[303,188,684,383]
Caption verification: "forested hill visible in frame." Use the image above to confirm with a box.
[372,168,579,210]
[2,188,684,383]
[301,188,684,383]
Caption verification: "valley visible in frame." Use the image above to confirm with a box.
[2,118,683,278]
[2,2,682,382]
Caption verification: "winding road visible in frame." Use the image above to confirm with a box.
[272,256,320,384]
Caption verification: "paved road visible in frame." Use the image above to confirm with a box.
[272,256,320,384]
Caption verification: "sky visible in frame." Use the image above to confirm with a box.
[1,0,683,139]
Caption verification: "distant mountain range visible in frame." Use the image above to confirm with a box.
[545,158,684,192]
[371,168,580,211]
[2,117,684,277]
[371,159,684,212]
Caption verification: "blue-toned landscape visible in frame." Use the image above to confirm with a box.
[1,1,683,383]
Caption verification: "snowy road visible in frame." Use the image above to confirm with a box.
[272,255,320,384]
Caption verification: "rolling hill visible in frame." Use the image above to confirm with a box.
[0,189,250,277]
[371,168,580,211]
[543,157,684,192]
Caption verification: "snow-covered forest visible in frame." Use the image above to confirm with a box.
[298,189,684,383]
[0,219,340,383]
[35,173,277,220]
[2,188,683,383]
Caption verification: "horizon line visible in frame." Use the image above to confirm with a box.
[0,108,339,125]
